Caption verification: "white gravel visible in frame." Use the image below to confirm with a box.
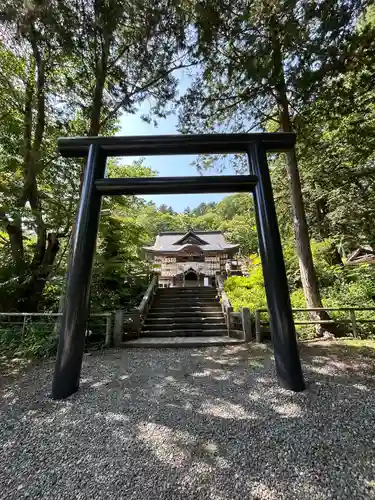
[1,343,375,499]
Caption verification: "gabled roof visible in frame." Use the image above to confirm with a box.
[143,230,239,253]
[174,230,208,246]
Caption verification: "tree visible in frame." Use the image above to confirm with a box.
[91,161,156,310]
[216,194,252,220]
[220,216,258,255]
[61,0,192,136]
[159,204,175,215]
[294,7,375,251]
[191,201,217,216]
[193,212,221,230]
[0,0,192,311]
[179,0,374,333]
[0,5,82,310]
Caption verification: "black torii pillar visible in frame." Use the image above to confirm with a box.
[51,133,305,399]
[248,142,305,391]
[52,145,106,399]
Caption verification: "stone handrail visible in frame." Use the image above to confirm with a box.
[137,275,158,317]
[114,276,158,346]
[229,310,252,342]
[215,273,252,341]
[215,273,230,306]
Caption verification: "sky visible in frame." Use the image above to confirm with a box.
[117,92,232,212]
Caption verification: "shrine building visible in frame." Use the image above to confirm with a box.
[143,230,239,287]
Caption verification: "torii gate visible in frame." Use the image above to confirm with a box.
[52,133,305,399]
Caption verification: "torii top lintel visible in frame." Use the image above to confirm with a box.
[57,132,296,158]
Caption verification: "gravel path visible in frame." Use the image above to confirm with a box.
[1,342,375,499]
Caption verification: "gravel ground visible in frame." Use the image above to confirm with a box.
[1,342,375,500]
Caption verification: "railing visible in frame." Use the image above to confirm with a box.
[0,312,113,351]
[114,275,158,345]
[229,310,252,342]
[215,273,252,341]
[137,275,158,317]
[253,307,375,342]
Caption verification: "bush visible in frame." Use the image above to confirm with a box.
[224,255,267,312]
[289,289,316,339]
[224,249,375,340]
[0,319,57,359]
[322,266,375,338]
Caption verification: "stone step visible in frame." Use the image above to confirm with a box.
[154,293,219,300]
[155,295,218,299]
[156,292,217,296]
[153,304,220,310]
[143,284,227,340]
[158,287,217,291]
[145,316,225,325]
[157,289,217,293]
[122,336,243,348]
[158,288,217,292]
[150,306,222,314]
[154,299,219,305]
[144,322,227,331]
[142,329,229,337]
[155,292,218,297]
[147,311,223,318]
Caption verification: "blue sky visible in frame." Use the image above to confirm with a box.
[117,99,230,212]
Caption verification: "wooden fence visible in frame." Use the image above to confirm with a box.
[254,307,375,341]
[0,312,113,346]
[2,306,373,348]
[229,307,375,342]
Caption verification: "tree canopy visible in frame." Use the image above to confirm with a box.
[0,0,375,346]
[178,0,375,331]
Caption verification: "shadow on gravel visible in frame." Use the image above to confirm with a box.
[1,343,375,499]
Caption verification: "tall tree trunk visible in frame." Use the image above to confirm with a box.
[88,22,110,136]
[89,72,106,136]
[270,21,343,336]
[18,37,59,311]
[4,218,25,280]
[21,233,60,311]
[28,52,47,269]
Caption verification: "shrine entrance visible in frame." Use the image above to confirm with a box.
[184,269,199,287]
[52,133,305,400]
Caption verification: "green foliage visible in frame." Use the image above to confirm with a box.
[179,0,375,320]
[323,266,375,310]
[92,213,151,311]
[0,321,57,359]
[89,161,157,311]
[225,243,375,340]
[0,0,191,312]
[1,0,375,355]
[220,216,258,256]
[181,0,373,138]
[225,255,267,311]
[291,265,375,339]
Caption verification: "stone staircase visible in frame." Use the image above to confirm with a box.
[125,287,243,347]
[144,287,227,337]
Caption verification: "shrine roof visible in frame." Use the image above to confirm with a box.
[143,230,239,253]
